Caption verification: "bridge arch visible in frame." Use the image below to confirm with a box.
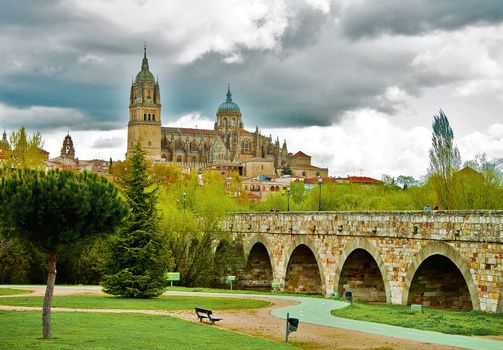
[282,237,325,294]
[333,238,390,303]
[402,242,479,311]
[241,237,274,290]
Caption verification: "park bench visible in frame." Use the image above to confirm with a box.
[195,307,223,325]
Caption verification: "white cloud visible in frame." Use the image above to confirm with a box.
[166,113,215,130]
[305,0,331,13]
[68,0,288,63]
[410,25,503,97]
[0,103,88,129]
[264,109,431,179]
[77,54,105,65]
[43,129,127,161]
[458,123,503,161]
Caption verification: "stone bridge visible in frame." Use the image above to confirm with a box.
[221,211,503,312]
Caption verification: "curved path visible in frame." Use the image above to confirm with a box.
[1,286,502,350]
[167,291,503,350]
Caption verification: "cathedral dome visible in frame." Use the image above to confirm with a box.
[218,86,240,112]
[135,69,155,83]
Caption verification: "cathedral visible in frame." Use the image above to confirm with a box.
[127,48,327,178]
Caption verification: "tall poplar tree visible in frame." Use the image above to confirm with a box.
[102,142,172,297]
[428,109,461,209]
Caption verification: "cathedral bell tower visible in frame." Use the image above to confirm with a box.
[214,85,242,161]
[127,45,162,159]
[60,133,76,160]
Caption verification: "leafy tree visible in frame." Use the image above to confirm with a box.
[108,159,132,187]
[428,109,461,209]
[2,127,46,169]
[228,172,248,204]
[396,175,416,189]
[150,163,183,187]
[0,235,31,283]
[290,180,305,204]
[281,164,292,175]
[381,174,396,186]
[102,142,173,298]
[0,169,127,339]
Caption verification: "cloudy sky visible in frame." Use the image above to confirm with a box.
[1,0,503,179]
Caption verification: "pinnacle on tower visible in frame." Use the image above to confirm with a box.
[226,83,232,102]
[141,43,149,70]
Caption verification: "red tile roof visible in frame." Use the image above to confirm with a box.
[337,176,383,184]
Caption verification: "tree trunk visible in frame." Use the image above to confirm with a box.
[42,248,57,339]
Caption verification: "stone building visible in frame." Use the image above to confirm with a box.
[126,48,327,177]
[47,133,110,173]
[289,151,328,177]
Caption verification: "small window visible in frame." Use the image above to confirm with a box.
[144,114,146,121]
[152,114,155,121]
[148,141,151,146]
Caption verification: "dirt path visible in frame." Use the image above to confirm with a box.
[0,287,460,350]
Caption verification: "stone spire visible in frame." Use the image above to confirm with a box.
[0,129,9,151]
[141,42,149,70]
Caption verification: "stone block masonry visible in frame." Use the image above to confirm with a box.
[222,211,503,312]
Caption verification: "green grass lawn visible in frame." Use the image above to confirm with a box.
[0,311,296,350]
[165,286,324,298]
[331,302,503,336]
[0,294,270,311]
[0,288,31,296]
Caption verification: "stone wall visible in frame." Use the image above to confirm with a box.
[240,243,273,290]
[223,211,503,312]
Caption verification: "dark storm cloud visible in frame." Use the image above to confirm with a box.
[0,0,500,132]
[339,0,503,38]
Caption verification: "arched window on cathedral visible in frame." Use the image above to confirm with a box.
[144,114,147,121]
[148,114,151,121]
[152,114,155,121]
[232,118,236,126]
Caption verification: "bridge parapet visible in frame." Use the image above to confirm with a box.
[223,211,503,243]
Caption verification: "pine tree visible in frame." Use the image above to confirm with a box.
[0,168,128,339]
[102,142,172,298]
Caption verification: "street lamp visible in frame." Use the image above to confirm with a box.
[287,187,290,212]
[317,176,323,211]
[183,192,186,210]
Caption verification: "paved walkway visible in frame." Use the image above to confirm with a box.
[268,296,502,350]
[167,291,502,350]
[1,286,502,350]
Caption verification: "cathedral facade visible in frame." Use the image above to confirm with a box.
[127,49,327,177]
